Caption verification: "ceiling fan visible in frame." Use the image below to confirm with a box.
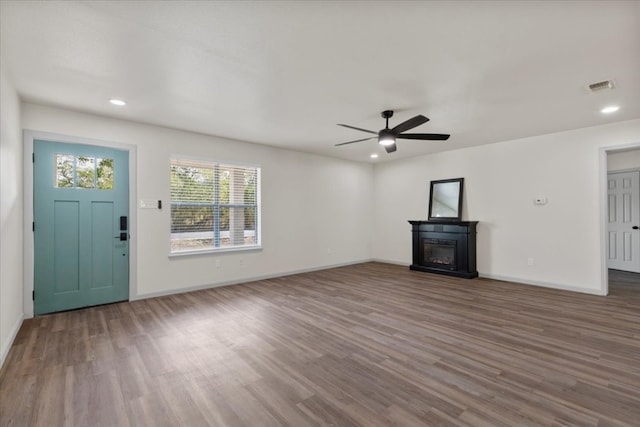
[335,110,450,153]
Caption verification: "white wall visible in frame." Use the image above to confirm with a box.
[21,103,373,310]
[14,101,640,325]
[373,120,640,294]
[0,61,24,367]
[608,148,640,171]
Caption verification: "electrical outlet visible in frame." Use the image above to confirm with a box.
[534,197,548,206]
[215,259,221,268]
[527,258,534,266]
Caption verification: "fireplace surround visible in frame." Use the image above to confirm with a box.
[409,220,478,279]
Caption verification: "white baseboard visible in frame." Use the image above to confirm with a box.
[132,258,373,301]
[371,258,408,267]
[372,258,606,296]
[1,314,25,370]
[479,273,606,296]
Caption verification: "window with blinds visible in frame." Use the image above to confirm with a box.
[170,157,260,254]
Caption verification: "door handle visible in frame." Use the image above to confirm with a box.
[633,226,639,230]
[114,233,128,241]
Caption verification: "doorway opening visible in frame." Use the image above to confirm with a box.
[601,144,640,295]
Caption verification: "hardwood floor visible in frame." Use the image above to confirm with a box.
[1,263,639,426]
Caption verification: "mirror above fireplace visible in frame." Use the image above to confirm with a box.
[428,178,464,221]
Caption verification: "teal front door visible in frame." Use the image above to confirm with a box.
[34,140,129,315]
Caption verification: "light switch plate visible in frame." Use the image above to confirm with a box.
[140,199,157,209]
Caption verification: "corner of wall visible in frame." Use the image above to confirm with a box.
[0,315,24,369]
[0,60,25,368]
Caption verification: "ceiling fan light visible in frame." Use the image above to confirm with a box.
[379,137,395,146]
[379,129,396,146]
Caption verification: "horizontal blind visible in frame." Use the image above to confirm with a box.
[170,157,259,253]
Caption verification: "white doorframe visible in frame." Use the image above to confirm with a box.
[600,142,640,296]
[23,130,138,318]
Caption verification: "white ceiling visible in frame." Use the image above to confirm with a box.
[1,1,639,163]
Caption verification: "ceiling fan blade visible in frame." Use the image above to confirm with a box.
[384,143,397,153]
[397,133,450,141]
[334,136,376,146]
[337,124,378,135]
[390,115,429,134]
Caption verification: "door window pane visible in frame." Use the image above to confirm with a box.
[55,154,75,188]
[54,154,114,190]
[77,156,95,189]
[97,158,114,190]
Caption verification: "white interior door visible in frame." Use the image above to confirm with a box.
[607,171,640,272]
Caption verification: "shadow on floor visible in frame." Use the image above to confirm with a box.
[608,268,640,297]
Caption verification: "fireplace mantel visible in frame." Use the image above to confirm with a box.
[409,220,478,279]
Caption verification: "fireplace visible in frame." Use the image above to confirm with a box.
[423,239,457,269]
[409,221,478,279]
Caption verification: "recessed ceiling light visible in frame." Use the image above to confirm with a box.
[109,98,127,106]
[370,153,379,159]
[601,105,619,114]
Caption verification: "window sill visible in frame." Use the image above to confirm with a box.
[169,245,262,258]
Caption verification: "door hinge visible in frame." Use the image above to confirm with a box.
[32,152,35,163]
[32,291,35,301]
[32,222,35,232]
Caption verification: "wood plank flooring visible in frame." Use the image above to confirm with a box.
[1,263,639,426]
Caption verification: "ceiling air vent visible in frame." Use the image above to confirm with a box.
[586,79,616,93]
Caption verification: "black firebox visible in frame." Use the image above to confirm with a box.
[409,221,478,279]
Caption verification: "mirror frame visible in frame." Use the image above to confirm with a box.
[428,177,464,222]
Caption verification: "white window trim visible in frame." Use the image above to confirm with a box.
[169,155,262,256]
